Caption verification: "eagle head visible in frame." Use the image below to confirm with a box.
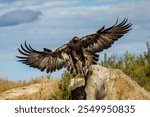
[71,36,79,43]
[69,36,79,47]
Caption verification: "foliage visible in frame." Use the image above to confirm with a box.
[51,72,73,100]
[101,42,150,91]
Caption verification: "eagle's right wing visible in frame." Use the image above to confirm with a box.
[16,41,74,73]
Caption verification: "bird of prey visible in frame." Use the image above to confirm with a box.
[17,18,132,77]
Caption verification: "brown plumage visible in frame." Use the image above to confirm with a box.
[17,18,132,76]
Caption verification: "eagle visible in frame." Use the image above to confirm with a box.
[17,18,132,77]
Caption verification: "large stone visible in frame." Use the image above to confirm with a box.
[70,65,150,100]
[69,78,85,100]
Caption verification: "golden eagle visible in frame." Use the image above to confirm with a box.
[17,18,132,76]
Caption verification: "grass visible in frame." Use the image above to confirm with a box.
[0,76,60,100]
[0,76,46,93]
[16,79,60,100]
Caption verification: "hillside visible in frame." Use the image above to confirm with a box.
[0,78,60,100]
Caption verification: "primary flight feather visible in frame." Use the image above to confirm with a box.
[17,18,132,76]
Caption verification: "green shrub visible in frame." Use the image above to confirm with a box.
[101,42,150,91]
[51,72,73,100]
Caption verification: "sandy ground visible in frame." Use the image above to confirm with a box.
[0,79,59,100]
[0,84,43,99]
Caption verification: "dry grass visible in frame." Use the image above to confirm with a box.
[0,79,23,93]
[0,76,49,93]
[16,79,60,100]
[0,76,60,100]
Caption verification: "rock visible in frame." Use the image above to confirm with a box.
[69,86,85,100]
[69,78,85,90]
[69,78,85,100]
[70,65,150,100]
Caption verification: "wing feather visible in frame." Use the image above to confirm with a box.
[81,18,132,53]
[16,42,72,73]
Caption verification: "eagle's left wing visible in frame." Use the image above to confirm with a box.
[81,18,132,53]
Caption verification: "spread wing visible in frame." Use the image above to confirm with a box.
[81,18,132,53]
[16,41,74,73]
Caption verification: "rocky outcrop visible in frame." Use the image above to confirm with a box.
[69,78,85,100]
[70,65,150,100]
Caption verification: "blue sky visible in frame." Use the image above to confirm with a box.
[0,0,150,81]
